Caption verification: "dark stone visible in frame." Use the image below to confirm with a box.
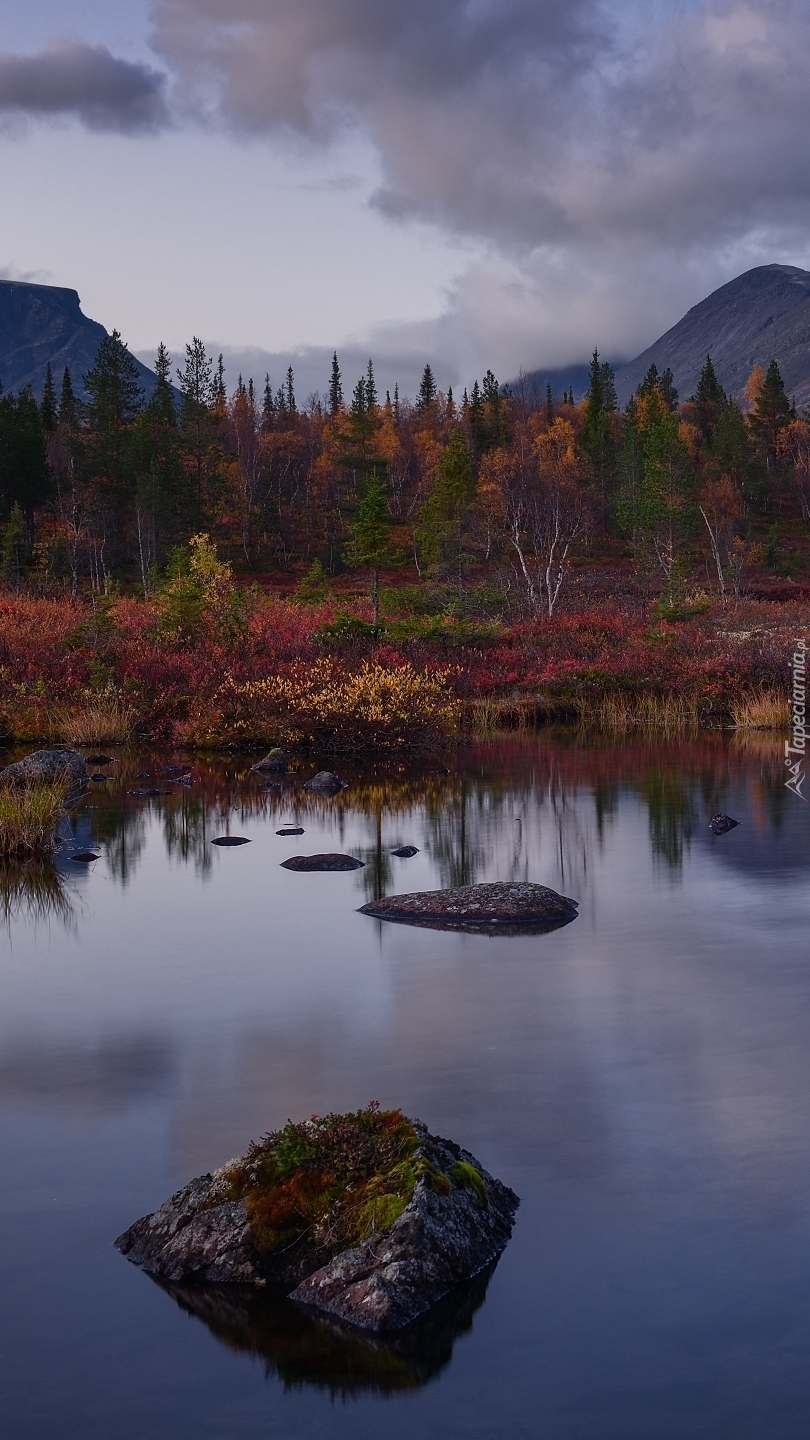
[160,764,192,776]
[251,749,288,774]
[71,851,99,862]
[277,826,305,836]
[304,771,348,795]
[0,749,87,791]
[128,787,170,797]
[86,755,114,765]
[90,773,109,782]
[392,845,419,858]
[114,1121,519,1334]
[281,854,364,871]
[710,813,740,835]
[167,775,194,786]
[359,881,578,935]
[211,836,251,847]
[136,772,151,779]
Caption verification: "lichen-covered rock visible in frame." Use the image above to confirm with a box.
[359,881,578,934]
[280,853,364,871]
[115,1109,518,1333]
[0,749,87,791]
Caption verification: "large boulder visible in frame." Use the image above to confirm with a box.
[115,1108,518,1333]
[359,881,578,934]
[0,749,87,791]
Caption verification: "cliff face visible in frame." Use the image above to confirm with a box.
[0,280,156,398]
[614,265,810,407]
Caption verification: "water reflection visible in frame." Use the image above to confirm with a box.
[0,858,77,930]
[156,1266,495,1398]
[0,733,802,930]
[0,1035,176,1115]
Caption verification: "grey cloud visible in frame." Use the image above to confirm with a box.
[149,0,810,255]
[0,38,170,133]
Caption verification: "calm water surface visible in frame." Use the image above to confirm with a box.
[1,734,808,1439]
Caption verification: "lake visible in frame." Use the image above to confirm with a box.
[1,733,809,1439]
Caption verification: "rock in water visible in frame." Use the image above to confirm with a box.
[281,854,364,871]
[211,836,251,847]
[86,755,114,765]
[359,881,578,934]
[251,749,288,774]
[276,826,305,836]
[710,813,739,835]
[304,771,347,795]
[71,851,99,862]
[392,845,419,858]
[114,1107,518,1333]
[0,749,87,790]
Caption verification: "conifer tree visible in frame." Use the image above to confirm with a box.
[59,367,78,428]
[581,349,617,515]
[262,374,275,430]
[417,425,477,604]
[365,359,378,412]
[346,468,390,623]
[691,355,726,443]
[285,366,296,413]
[329,353,343,416]
[748,359,793,467]
[40,363,58,434]
[416,364,437,412]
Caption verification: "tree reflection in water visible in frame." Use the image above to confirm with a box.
[154,1265,495,1399]
[0,858,77,931]
[16,733,794,903]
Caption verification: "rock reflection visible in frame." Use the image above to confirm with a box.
[155,1265,495,1397]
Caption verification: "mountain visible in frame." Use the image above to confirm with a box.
[614,265,810,407]
[0,280,157,399]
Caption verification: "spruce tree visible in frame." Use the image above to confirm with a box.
[365,359,378,412]
[417,425,476,604]
[581,349,617,515]
[346,468,390,623]
[748,358,793,467]
[329,353,343,416]
[59,367,78,428]
[285,366,296,413]
[416,364,437,412]
[40,362,58,434]
[691,355,726,444]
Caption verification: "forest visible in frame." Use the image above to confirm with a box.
[0,334,805,749]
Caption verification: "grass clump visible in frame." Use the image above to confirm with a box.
[729,688,790,730]
[56,691,133,745]
[219,1103,475,1261]
[0,779,67,857]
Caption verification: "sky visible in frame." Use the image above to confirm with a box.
[3,0,810,399]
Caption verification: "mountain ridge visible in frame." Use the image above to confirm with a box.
[0,280,157,399]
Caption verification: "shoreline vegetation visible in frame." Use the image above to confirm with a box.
[1,346,807,749]
[0,584,797,751]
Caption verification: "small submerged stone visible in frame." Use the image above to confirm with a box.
[135,772,151,779]
[86,755,114,766]
[304,771,348,795]
[710,813,739,835]
[160,764,192,776]
[90,773,109,783]
[359,881,578,934]
[211,836,251,847]
[114,1106,519,1334]
[281,853,364,871]
[277,826,305,836]
[392,845,419,858]
[128,787,170,797]
[71,851,99,863]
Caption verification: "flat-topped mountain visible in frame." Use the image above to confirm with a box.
[0,280,156,398]
[614,265,810,407]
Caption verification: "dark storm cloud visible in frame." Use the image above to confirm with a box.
[149,0,810,253]
[0,38,170,133]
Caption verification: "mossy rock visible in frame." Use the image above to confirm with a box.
[115,1106,519,1333]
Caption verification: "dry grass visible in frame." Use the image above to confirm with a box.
[55,695,134,746]
[728,689,790,730]
[0,780,68,857]
[583,693,703,734]
[467,696,543,735]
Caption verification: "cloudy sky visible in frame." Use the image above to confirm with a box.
[3,0,810,397]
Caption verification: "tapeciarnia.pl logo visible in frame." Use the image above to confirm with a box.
[785,638,807,800]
